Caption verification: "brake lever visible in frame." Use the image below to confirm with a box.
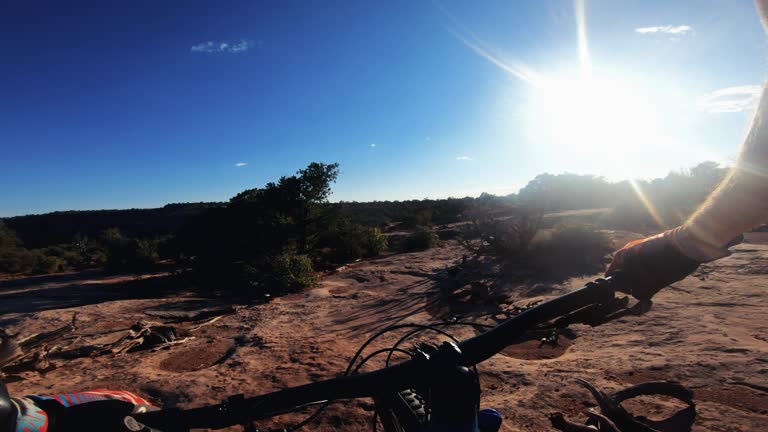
[552,286,653,328]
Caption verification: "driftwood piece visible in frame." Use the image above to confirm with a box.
[110,321,189,355]
[550,379,696,432]
[18,313,78,350]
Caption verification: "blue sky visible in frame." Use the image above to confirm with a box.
[1,0,766,216]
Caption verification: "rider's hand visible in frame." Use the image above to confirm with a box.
[605,226,727,301]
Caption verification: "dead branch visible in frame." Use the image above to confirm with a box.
[189,315,224,332]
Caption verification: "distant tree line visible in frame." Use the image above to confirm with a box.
[332,198,473,229]
[3,203,222,249]
[518,161,729,229]
[0,222,175,275]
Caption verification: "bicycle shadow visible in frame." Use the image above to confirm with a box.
[329,265,504,338]
[328,252,601,340]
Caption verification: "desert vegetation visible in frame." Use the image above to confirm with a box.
[0,160,730,290]
[0,221,173,275]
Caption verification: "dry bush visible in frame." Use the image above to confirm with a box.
[461,202,541,260]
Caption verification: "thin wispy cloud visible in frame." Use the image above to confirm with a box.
[697,85,762,113]
[234,162,248,167]
[456,156,472,161]
[635,25,692,35]
[191,40,251,53]
[370,143,376,148]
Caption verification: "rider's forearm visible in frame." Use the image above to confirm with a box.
[681,83,768,257]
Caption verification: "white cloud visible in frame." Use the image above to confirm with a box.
[191,39,251,53]
[234,162,248,167]
[456,156,472,161]
[635,25,692,35]
[697,85,762,113]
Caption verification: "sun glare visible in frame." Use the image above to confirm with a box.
[537,73,659,149]
[447,0,695,180]
[523,70,676,178]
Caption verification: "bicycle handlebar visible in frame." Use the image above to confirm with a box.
[134,277,629,431]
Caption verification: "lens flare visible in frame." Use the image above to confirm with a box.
[629,179,667,229]
[575,0,592,78]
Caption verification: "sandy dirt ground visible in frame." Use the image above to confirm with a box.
[1,236,767,431]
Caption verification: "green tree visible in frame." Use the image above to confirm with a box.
[181,162,340,294]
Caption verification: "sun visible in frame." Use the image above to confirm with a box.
[447,0,689,179]
[523,70,674,178]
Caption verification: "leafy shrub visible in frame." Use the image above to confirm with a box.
[99,228,160,272]
[322,221,388,262]
[400,208,434,228]
[227,253,316,295]
[363,227,388,256]
[0,222,32,274]
[0,248,35,274]
[529,223,612,275]
[402,228,438,252]
[41,244,85,270]
[32,253,67,274]
[0,221,21,250]
[269,253,316,291]
[135,238,160,264]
